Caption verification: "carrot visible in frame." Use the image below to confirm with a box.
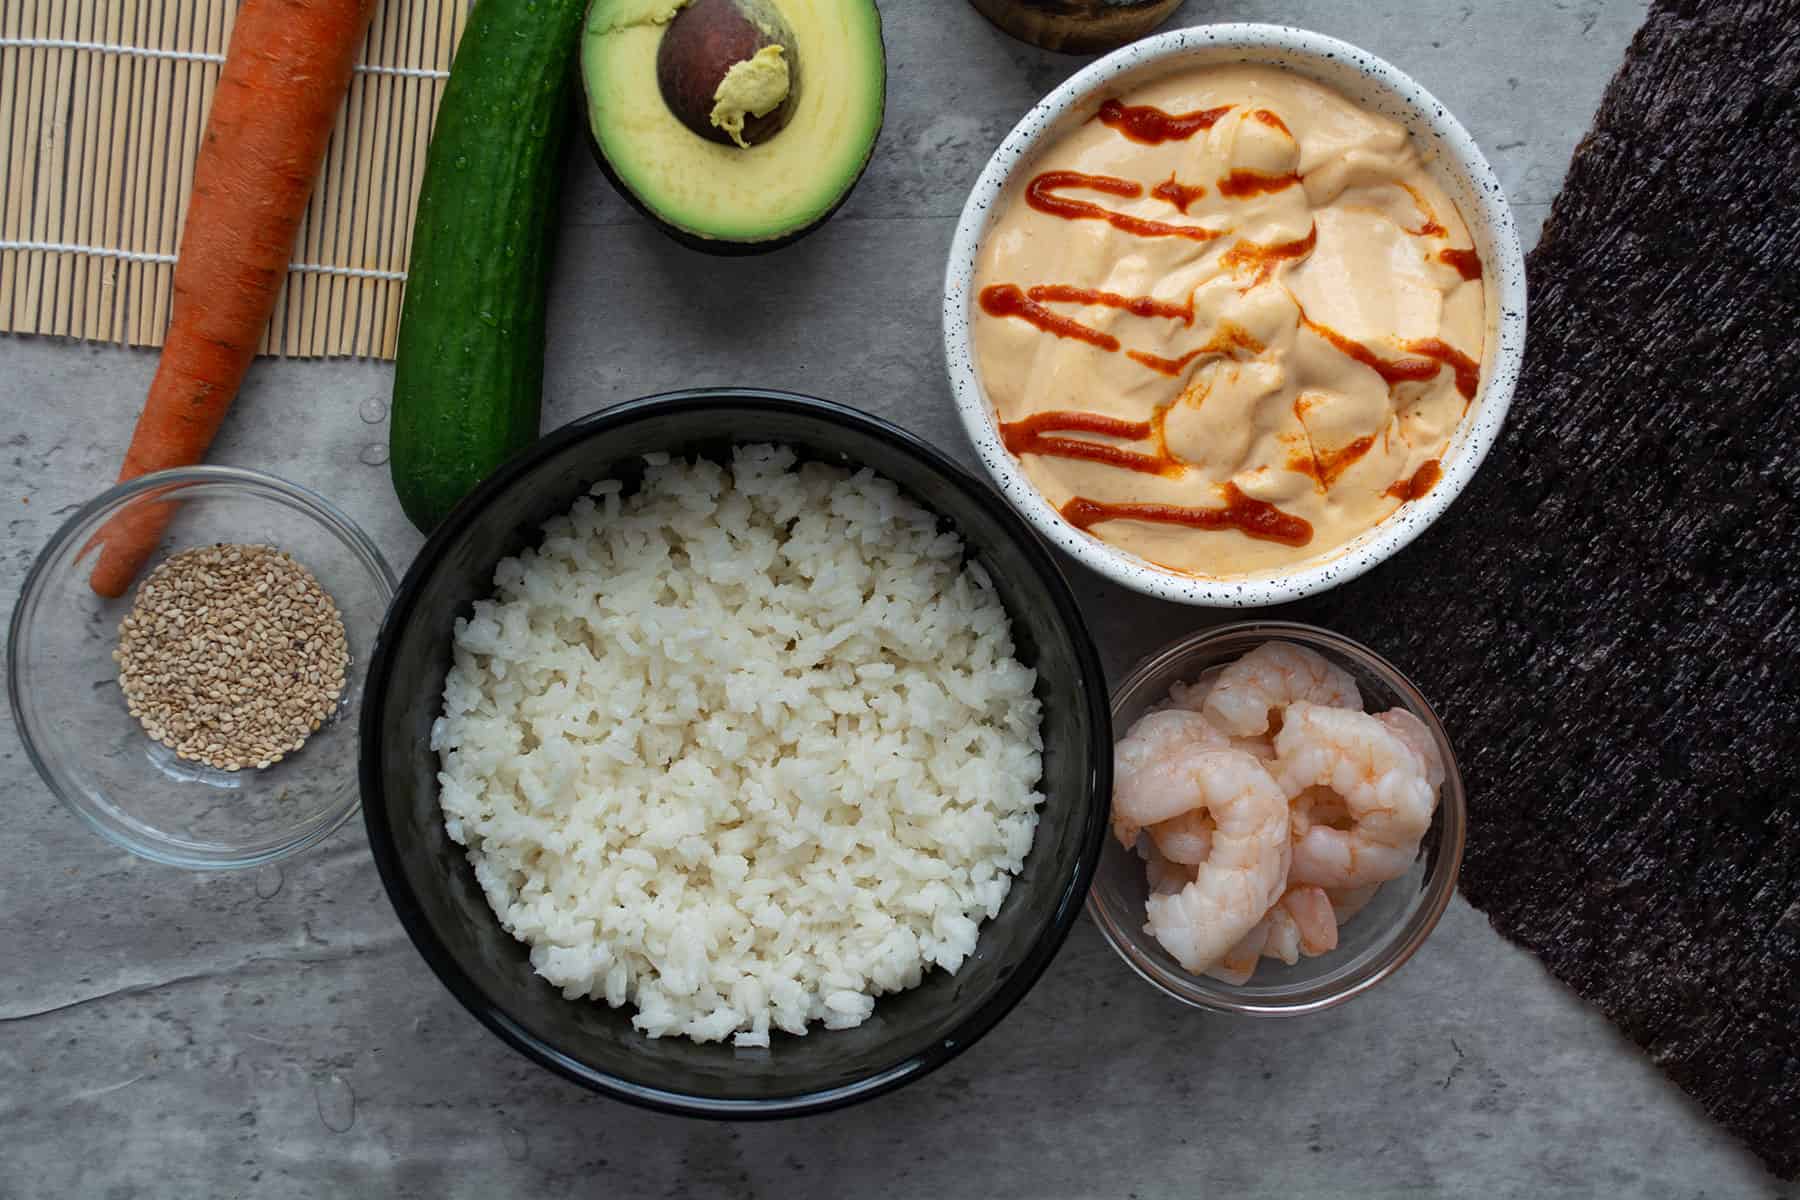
[88,0,379,598]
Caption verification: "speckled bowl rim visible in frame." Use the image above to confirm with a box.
[942,23,1527,608]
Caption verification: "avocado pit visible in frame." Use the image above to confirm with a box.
[657,0,800,148]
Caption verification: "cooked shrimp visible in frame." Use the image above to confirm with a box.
[1375,708,1446,792]
[1206,914,1270,984]
[1142,749,1291,974]
[1246,884,1339,968]
[1143,840,1197,895]
[1279,884,1338,955]
[1150,809,1216,865]
[1164,666,1275,756]
[1166,665,1224,713]
[1290,784,1351,834]
[1259,906,1301,966]
[1112,708,1230,846]
[1231,734,1278,762]
[1203,641,1362,737]
[1327,883,1381,924]
[1275,701,1436,889]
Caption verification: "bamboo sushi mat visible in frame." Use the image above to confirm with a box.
[0,0,469,360]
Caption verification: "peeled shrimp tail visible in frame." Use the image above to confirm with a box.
[1278,885,1338,956]
[1259,906,1302,966]
[1206,916,1271,984]
[1246,885,1338,968]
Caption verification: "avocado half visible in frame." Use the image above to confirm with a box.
[582,0,886,254]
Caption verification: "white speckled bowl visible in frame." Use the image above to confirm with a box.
[943,24,1527,607]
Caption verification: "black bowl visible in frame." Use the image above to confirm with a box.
[360,389,1111,1117]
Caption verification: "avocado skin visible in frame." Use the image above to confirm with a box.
[582,119,879,257]
[967,0,1180,53]
[581,3,885,257]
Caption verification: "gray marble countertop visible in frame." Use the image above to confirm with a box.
[6,2,1793,1196]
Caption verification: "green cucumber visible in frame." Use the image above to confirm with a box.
[390,0,587,532]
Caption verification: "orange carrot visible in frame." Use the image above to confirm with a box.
[89,0,378,598]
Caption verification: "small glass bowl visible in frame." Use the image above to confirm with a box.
[9,467,396,869]
[1086,620,1465,1015]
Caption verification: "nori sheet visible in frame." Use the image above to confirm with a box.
[1294,0,1800,1179]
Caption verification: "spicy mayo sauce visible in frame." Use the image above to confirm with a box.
[971,64,1486,577]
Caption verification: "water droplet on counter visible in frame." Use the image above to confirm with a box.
[254,863,284,900]
[358,443,389,467]
[314,1074,356,1134]
[503,1124,529,1162]
[359,397,387,424]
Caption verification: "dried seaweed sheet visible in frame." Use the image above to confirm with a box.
[1296,0,1800,1179]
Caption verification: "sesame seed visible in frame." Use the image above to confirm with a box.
[114,544,348,774]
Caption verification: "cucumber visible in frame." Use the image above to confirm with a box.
[389,0,587,532]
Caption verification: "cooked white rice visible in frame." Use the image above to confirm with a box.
[432,445,1044,1046]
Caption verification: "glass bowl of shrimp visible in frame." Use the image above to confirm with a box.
[1086,620,1465,1015]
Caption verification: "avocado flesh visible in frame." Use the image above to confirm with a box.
[583,0,885,245]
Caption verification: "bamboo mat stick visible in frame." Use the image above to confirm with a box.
[30,0,65,333]
[95,0,130,345]
[24,0,50,330]
[370,2,408,355]
[0,5,20,326]
[48,0,81,337]
[348,12,387,357]
[2,0,28,328]
[1,0,468,360]
[330,48,366,357]
[383,0,428,355]
[314,49,355,356]
[143,0,176,345]
[10,3,36,330]
[120,0,149,345]
[292,0,329,358]
[380,0,430,355]
[63,0,98,338]
[13,3,48,331]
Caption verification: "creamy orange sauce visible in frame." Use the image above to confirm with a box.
[972,65,1487,577]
